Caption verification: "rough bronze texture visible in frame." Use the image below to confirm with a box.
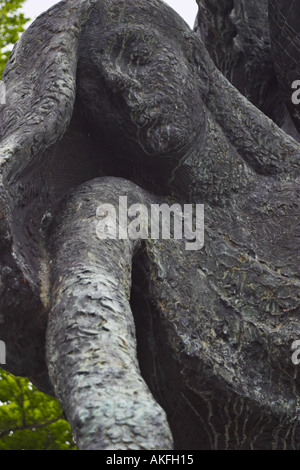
[0,0,300,450]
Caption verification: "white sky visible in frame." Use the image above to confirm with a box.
[22,0,198,28]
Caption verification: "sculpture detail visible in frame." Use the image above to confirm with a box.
[0,0,300,450]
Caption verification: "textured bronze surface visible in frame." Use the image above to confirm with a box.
[0,0,300,449]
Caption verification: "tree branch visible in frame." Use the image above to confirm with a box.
[0,415,64,439]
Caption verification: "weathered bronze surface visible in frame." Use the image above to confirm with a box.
[0,0,300,449]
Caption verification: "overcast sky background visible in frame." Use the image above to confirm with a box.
[22,0,198,28]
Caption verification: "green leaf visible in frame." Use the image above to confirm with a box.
[0,369,77,450]
[0,0,30,78]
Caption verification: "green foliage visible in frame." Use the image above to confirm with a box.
[0,0,29,77]
[0,369,76,450]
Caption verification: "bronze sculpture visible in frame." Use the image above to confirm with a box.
[0,0,300,449]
